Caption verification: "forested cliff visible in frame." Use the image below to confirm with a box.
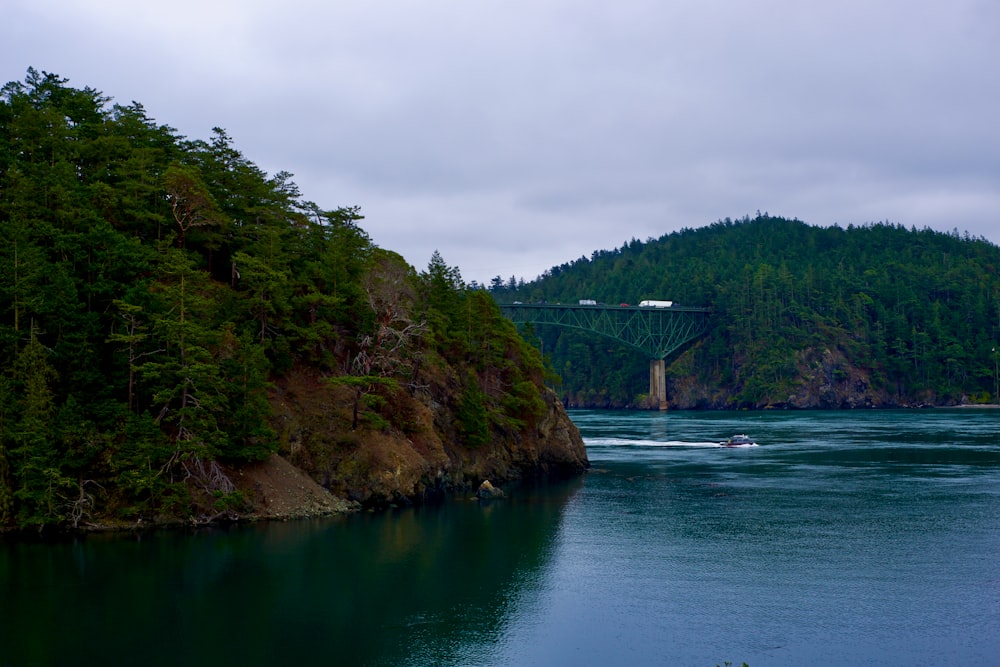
[0,69,587,530]
[493,216,1000,409]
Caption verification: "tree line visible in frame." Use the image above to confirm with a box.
[491,215,1000,408]
[0,69,547,528]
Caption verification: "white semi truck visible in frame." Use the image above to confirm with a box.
[638,300,673,308]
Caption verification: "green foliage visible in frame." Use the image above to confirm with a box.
[420,257,553,436]
[492,215,1000,408]
[0,68,561,527]
[456,374,491,448]
[0,70,337,525]
[212,489,250,513]
[360,411,392,432]
[500,379,546,429]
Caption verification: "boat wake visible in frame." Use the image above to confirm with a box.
[588,438,757,449]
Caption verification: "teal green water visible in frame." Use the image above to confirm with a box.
[2,409,998,666]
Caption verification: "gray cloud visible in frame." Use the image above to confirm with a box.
[5,0,998,284]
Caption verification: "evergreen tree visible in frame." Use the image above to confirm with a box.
[498,216,1000,408]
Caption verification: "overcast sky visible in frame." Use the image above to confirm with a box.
[6,0,999,284]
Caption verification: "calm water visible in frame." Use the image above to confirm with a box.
[2,410,998,666]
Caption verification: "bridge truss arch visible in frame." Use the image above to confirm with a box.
[498,303,712,409]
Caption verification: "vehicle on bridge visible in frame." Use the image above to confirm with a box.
[639,299,673,308]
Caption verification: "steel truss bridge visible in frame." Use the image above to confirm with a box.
[498,303,712,409]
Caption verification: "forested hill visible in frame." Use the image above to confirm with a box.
[0,69,587,530]
[491,215,1000,409]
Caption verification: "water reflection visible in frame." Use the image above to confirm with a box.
[0,478,582,667]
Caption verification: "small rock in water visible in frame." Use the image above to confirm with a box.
[476,480,505,500]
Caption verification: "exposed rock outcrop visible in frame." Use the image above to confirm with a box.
[617,347,951,410]
[476,480,505,500]
[268,367,589,510]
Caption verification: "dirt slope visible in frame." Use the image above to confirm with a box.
[230,454,359,519]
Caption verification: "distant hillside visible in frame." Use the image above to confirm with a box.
[491,215,1000,409]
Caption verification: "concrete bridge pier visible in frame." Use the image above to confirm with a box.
[649,359,667,410]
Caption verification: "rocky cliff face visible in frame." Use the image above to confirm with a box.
[664,347,942,410]
[267,367,589,510]
[559,345,957,411]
